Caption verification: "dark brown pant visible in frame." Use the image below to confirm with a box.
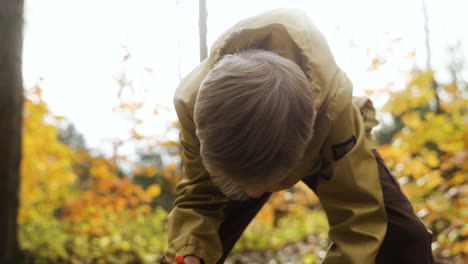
[164,151,436,264]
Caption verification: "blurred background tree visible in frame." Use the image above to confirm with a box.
[371,5,467,261]
[375,58,467,264]
[0,0,24,263]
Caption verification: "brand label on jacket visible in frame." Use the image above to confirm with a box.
[332,136,357,160]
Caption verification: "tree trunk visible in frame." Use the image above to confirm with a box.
[422,0,442,114]
[199,0,208,62]
[0,0,24,263]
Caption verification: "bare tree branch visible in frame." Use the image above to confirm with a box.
[422,0,442,113]
[422,0,431,70]
[199,0,208,62]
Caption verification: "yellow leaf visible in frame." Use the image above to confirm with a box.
[134,166,144,175]
[145,166,157,177]
[424,151,440,168]
[146,184,161,199]
[402,111,421,129]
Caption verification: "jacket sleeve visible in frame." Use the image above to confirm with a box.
[316,97,387,264]
[163,97,229,264]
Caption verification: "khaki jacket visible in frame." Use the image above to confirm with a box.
[165,8,387,264]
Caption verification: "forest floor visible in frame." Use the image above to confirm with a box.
[225,235,462,264]
[225,235,329,264]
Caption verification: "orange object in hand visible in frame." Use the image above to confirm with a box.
[175,255,185,264]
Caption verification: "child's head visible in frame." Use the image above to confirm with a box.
[194,49,315,200]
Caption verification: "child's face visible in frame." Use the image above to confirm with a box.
[211,171,287,201]
[244,185,267,198]
[242,172,287,198]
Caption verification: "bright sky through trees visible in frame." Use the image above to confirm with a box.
[22,0,468,153]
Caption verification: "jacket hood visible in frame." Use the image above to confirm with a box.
[174,8,353,118]
[205,8,352,115]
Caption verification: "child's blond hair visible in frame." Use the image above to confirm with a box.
[194,49,315,199]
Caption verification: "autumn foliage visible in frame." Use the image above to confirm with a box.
[19,86,171,263]
[20,87,76,222]
[18,65,466,263]
[377,70,468,262]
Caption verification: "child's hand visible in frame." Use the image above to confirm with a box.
[175,255,201,264]
[184,256,201,264]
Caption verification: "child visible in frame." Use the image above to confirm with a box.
[161,8,435,264]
